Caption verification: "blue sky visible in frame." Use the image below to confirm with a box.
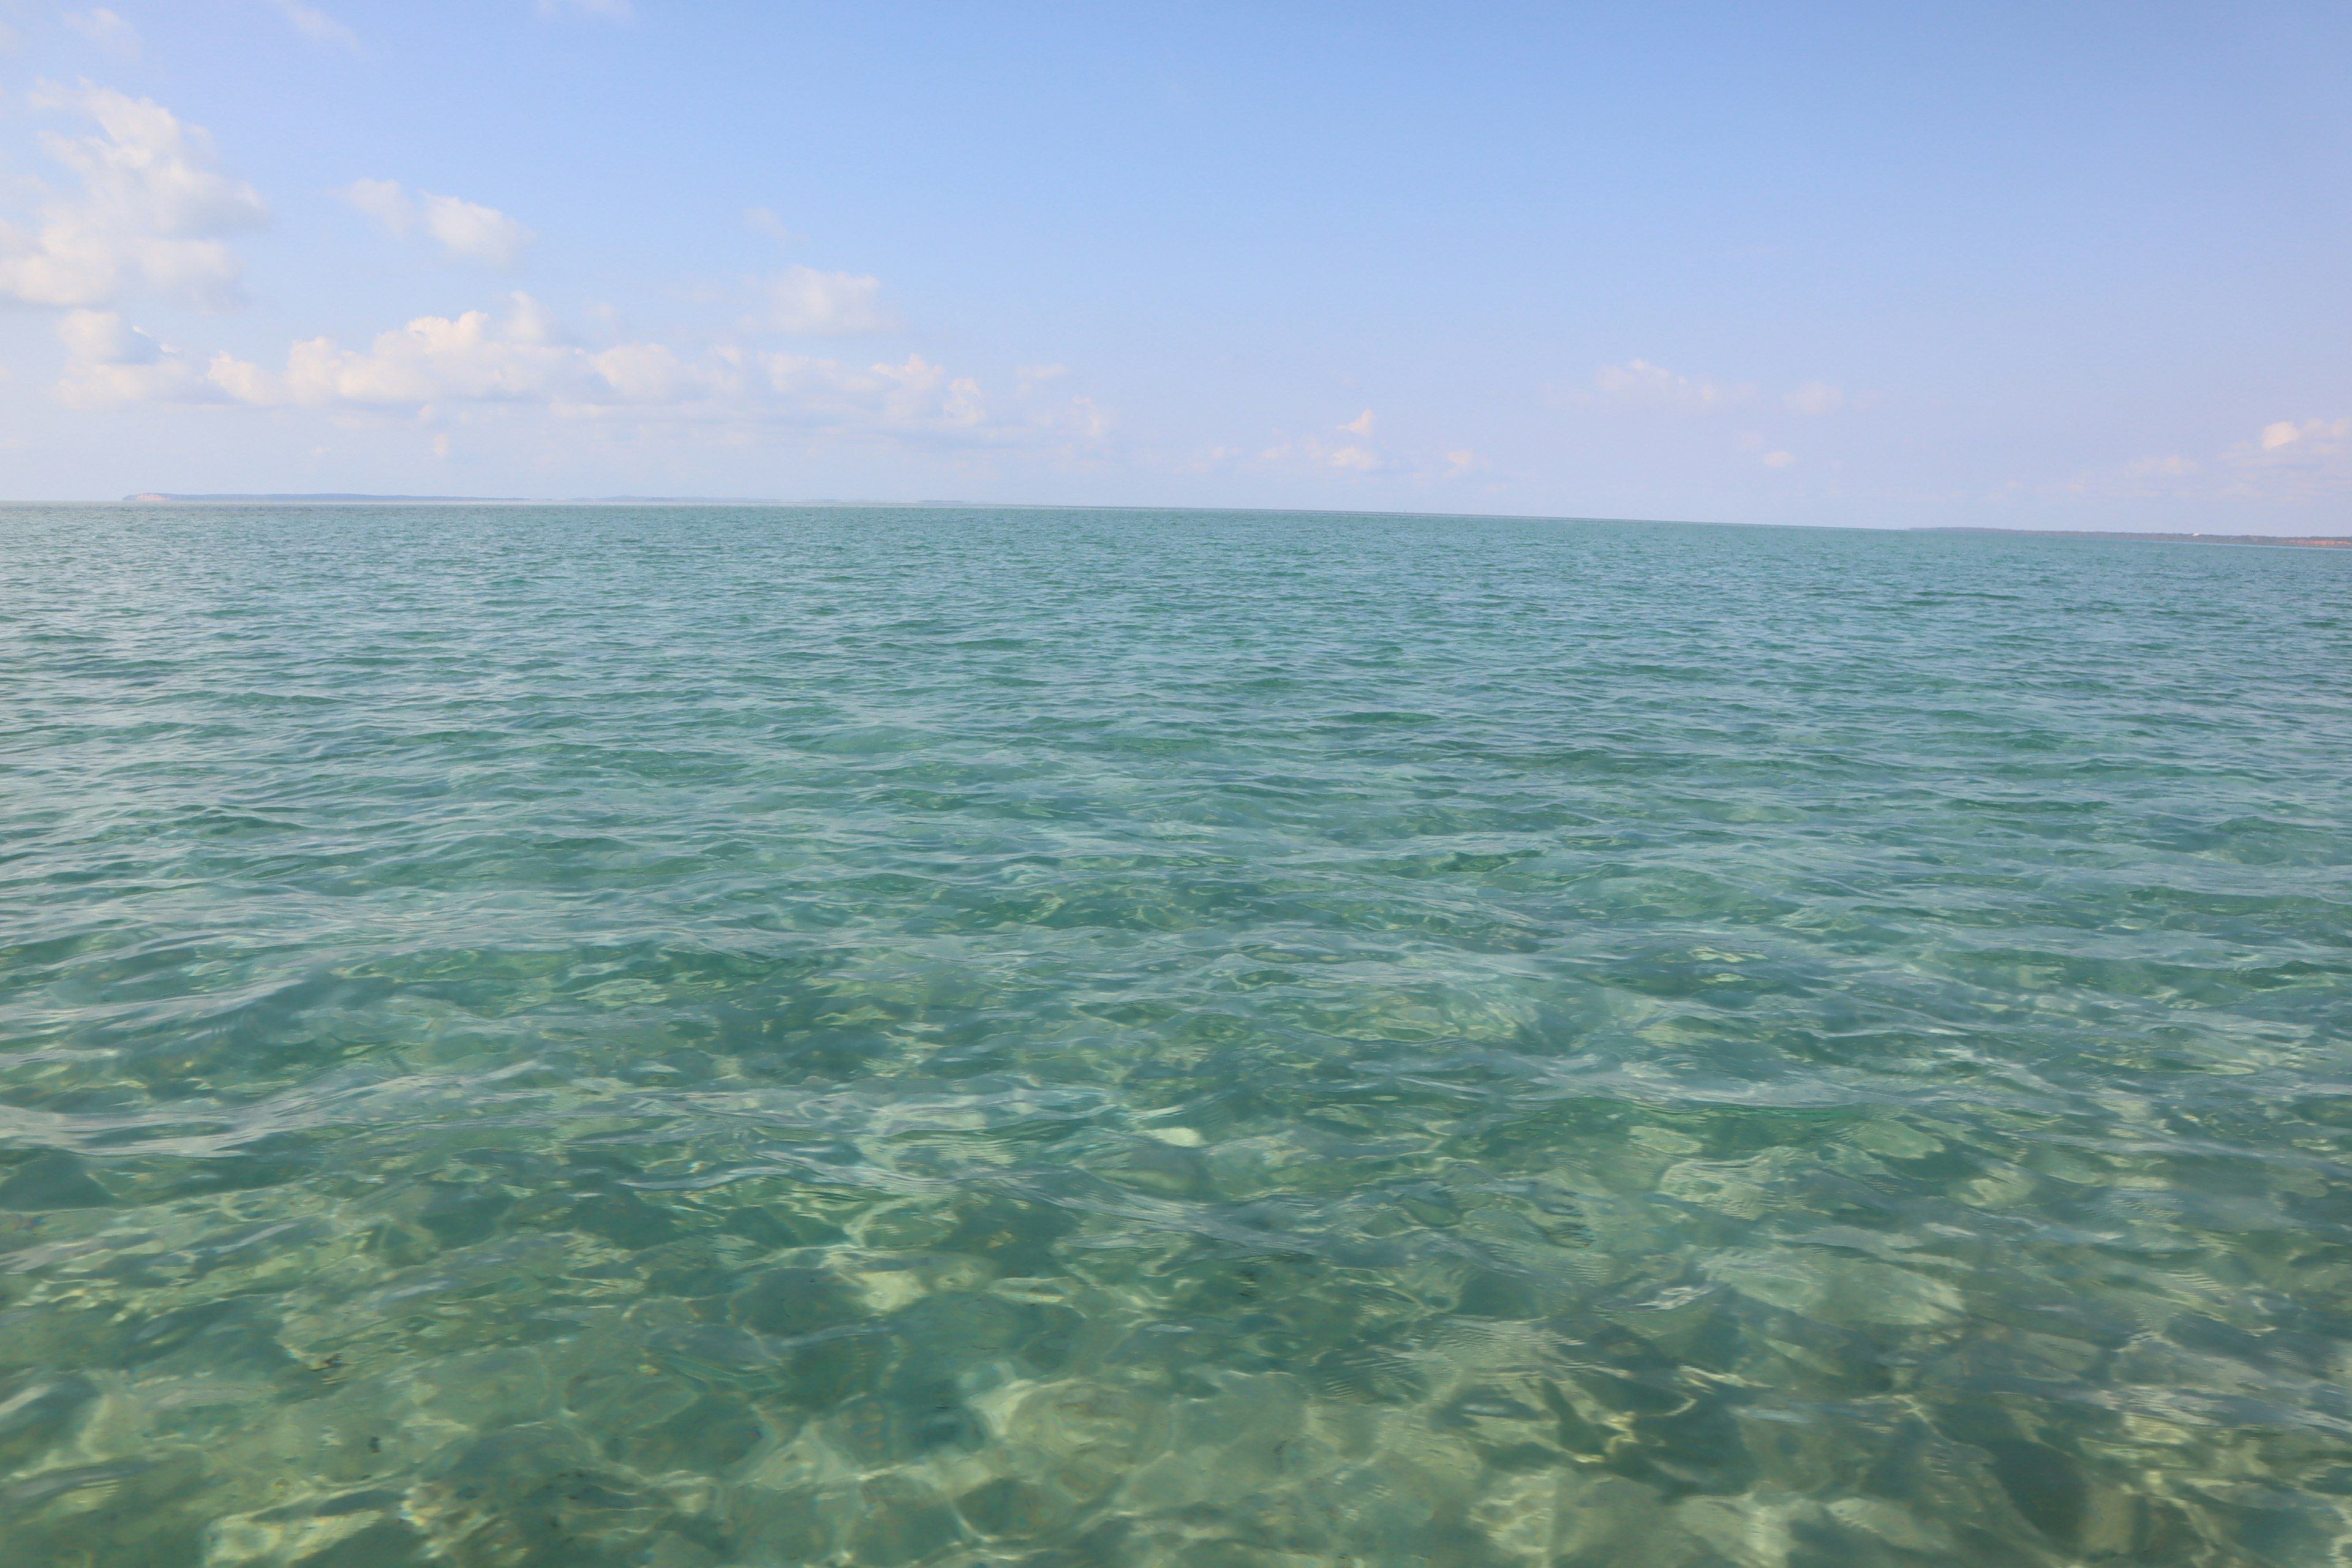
[1,1,2346,527]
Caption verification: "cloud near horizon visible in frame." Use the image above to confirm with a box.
[55,292,1115,453]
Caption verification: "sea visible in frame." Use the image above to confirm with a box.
[2,503,2348,1567]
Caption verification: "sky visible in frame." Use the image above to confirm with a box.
[0,1,2346,529]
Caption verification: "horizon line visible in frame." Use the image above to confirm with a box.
[0,496,2340,546]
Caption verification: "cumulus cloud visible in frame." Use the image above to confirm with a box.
[1762,450,1795,468]
[0,84,270,309]
[266,0,358,49]
[340,180,534,265]
[1340,409,1374,437]
[1586,358,1753,412]
[423,193,533,265]
[65,9,139,59]
[760,265,897,334]
[107,293,1027,451]
[54,307,220,406]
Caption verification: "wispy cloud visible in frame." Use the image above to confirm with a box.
[339,180,535,266]
[1785,380,1845,416]
[266,0,358,50]
[537,0,632,18]
[1584,358,1753,412]
[2221,416,2352,497]
[0,84,270,311]
[758,265,898,334]
[744,207,803,245]
[64,9,140,59]
[339,178,412,232]
[2255,417,2350,455]
[1256,423,1384,473]
[423,193,533,266]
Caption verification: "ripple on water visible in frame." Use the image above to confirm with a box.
[0,503,2348,1566]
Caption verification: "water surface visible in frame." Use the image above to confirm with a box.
[2,505,2348,1567]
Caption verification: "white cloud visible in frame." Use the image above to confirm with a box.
[1587,358,1753,411]
[340,180,535,266]
[1257,431,1383,472]
[0,85,270,310]
[58,304,153,363]
[2248,416,2342,453]
[213,296,586,405]
[538,0,631,17]
[760,265,897,334]
[339,178,415,233]
[1444,448,1482,473]
[54,307,220,406]
[1785,380,1845,416]
[744,206,802,244]
[1056,394,1112,440]
[266,0,358,50]
[65,9,139,59]
[1762,450,1795,468]
[2242,417,2349,461]
[156,294,1030,452]
[423,192,533,265]
[2064,424,2348,503]
[1254,409,1395,472]
[2225,418,2351,496]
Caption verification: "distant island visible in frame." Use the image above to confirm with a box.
[125,493,529,503]
[119,494,982,505]
[1920,527,2351,548]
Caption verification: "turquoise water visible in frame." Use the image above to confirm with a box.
[2,504,2349,1568]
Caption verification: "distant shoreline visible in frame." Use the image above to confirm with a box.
[91,498,2352,546]
[1917,527,2352,548]
[122,492,777,505]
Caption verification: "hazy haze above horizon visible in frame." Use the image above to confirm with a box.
[1,1,2346,529]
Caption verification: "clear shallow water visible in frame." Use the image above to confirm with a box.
[2,503,2349,1568]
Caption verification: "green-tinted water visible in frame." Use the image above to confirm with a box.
[2,505,2348,1568]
